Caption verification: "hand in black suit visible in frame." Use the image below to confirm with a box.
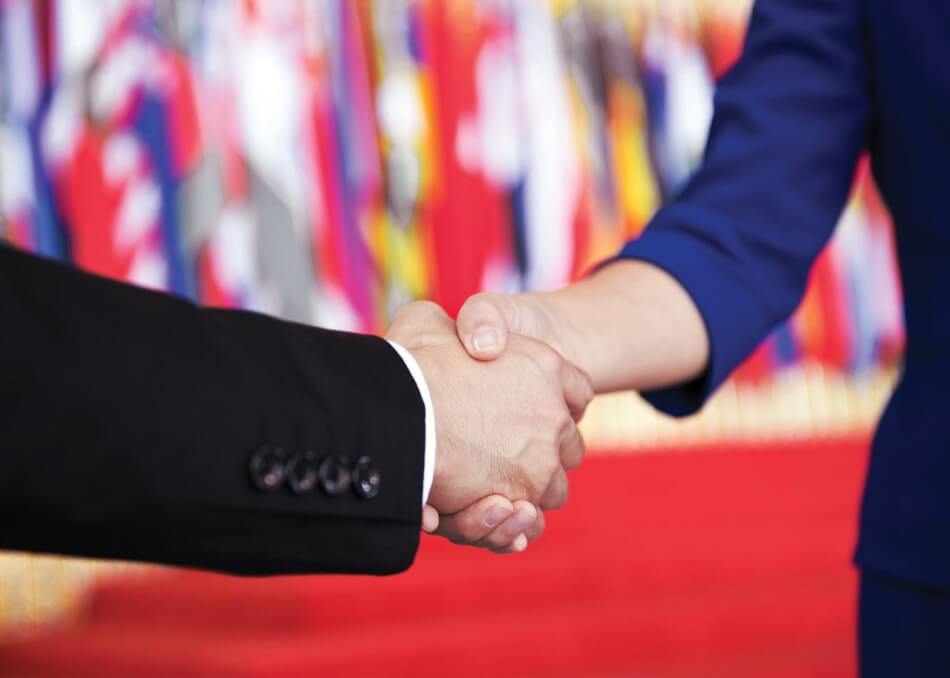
[0,244,591,574]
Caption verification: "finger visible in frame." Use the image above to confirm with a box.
[560,359,594,422]
[475,502,538,551]
[433,495,515,544]
[497,500,546,547]
[422,504,440,533]
[489,506,546,554]
[524,506,546,543]
[559,424,586,472]
[491,533,528,555]
[456,293,515,360]
[538,466,569,511]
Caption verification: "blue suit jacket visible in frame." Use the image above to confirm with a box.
[619,0,950,588]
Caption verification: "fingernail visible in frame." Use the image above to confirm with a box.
[512,534,528,552]
[483,505,511,528]
[508,508,536,533]
[472,327,499,353]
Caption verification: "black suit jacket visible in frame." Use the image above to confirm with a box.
[0,244,425,575]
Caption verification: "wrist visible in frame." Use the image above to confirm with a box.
[514,292,582,367]
[561,259,710,392]
[533,262,647,393]
[524,289,595,383]
[404,346,453,506]
[386,340,438,505]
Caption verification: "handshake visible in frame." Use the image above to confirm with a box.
[386,294,592,555]
[385,262,708,556]
[0,247,704,575]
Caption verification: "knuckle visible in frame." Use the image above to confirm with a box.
[537,447,559,479]
[571,368,595,406]
[542,481,568,511]
[567,434,587,471]
[517,442,561,501]
[546,492,567,511]
[545,409,574,443]
[535,463,560,499]
[557,409,575,434]
[525,473,549,503]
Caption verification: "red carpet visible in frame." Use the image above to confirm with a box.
[0,438,869,677]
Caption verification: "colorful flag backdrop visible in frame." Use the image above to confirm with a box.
[0,0,905,383]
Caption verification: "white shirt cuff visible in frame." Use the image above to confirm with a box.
[386,340,436,506]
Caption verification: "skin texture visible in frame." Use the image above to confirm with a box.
[436,259,710,551]
[385,301,592,553]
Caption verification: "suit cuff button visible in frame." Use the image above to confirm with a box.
[352,456,381,499]
[286,450,319,494]
[249,445,288,492]
[318,456,351,496]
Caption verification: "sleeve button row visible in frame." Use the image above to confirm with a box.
[249,446,380,499]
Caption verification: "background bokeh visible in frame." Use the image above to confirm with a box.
[1,0,904,366]
[0,1,900,673]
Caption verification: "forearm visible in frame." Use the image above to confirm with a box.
[530,260,709,394]
[0,245,425,574]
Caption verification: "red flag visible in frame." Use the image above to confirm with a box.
[421,0,509,316]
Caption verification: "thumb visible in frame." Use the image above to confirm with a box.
[422,504,440,533]
[456,293,517,361]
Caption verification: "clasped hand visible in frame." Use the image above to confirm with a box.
[386,301,592,554]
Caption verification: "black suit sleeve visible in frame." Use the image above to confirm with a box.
[0,244,426,575]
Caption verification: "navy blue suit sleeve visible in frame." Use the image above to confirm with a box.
[616,0,871,416]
